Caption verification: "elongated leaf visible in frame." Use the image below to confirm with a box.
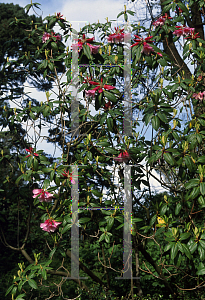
[164,152,175,165]
[175,203,182,216]
[107,117,113,131]
[104,90,117,103]
[151,116,160,131]
[185,179,200,189]
[182,244,191,259]
[199,239,205,249]
[28,279,38,289]
[196,268,205,276]
[171,243,178,260]
[200,182,205,196]
[107,217,114,231]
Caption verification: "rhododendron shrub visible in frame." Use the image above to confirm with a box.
[3,1,205,299]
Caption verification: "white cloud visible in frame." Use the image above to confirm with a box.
[62,0,124,26]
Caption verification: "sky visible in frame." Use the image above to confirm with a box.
[1,0,127,24]
[0,0,165,192]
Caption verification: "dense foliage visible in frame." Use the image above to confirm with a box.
[1,0,205,299]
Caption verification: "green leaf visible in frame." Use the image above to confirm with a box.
[83,44,92,60]
[79,217,91,223]
[189,241,198,254]
[99,233,105,242]
[189,186,200,200]
[184,156,194,172]
[199,239,205,249]
[107,217,114,231]
[200,182,205,196]
[160,203,167,216]
[185,179,200,189]
[134,45,143,62]
[164,243,172,252]
[104,90,117,103]
[161,0,172,5]
[171,84,180,92]
[100,113,107,125]
[105,234,110,243]
[157,112,168,123]
[198,244,205,260]
[62,224,72,234]
[42,268,47,280]
[177,2,189,15]
[198,156,205,163]
[164,152,175,165]
[43,179,50,189]
[196,268,205,276]
[49,247,56,258]
[16,294,26,300]
[132,218,143,223]
[87,151,93,161]
[179,232,191,241]
[91,189,102,197]
[124,13,128,22]
[182,244,191,259]
[107,117,113,131]
[150,214,157,226]
[117,11,124,18]
[151,116,160,131]
[171,243,178,260]
[28,279,38,289]
[5,284,14,296]
[175,203,182,216]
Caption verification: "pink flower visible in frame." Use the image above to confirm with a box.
[87,44,100,54]
[192,91,205,102]
[107,27,125,43]
[32,189,53,202]
[42,32,51,43]
[62,171,76,184]
[56,12,63,20]
[85,89,96,99]
[131,35,153,48]
[88,77,115,94]
[157,52,163,57]
[142,42,154,56]
[40,219,61,232]
[113,150,130,163]
[173,26,200,39]
[54,34,62,41]
[173,28,184,37]
[71,34,94,52]
[185,31,200,40]
[25,147,39,158]
[153,17,166,28]
[183,27,195,36]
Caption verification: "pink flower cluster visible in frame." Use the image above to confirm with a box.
[40,219,61,232]
[71,34,100,54]
[25,147,39,158]
[131,35,154,56]
[152,13,172,28]
[33,189,53,202]
[62,170,76,184]
[85,77,115,99]
[114,150,130,163]
[192,91,205,102]
[42,31,62,43]
[107,27,131,43]
[173,26,199,39]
